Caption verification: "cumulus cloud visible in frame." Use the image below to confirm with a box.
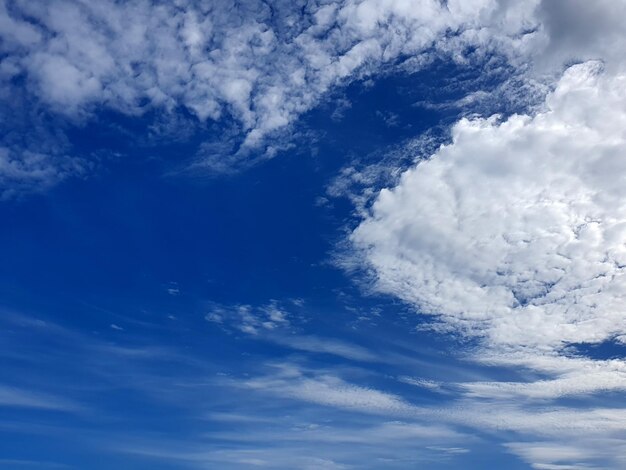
[352,60,626,353]
[348,13,626,465]
[349,64,626,459]
[533,0,626,75]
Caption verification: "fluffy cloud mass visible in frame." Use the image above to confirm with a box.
[353,61,626,352]
[350,32,626,467]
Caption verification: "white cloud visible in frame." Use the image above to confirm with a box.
[0,0,551,187]
[352,61,626,353]
[242,363,416,416]
[348,65,626,462]
[4,0,623,195]
[203,300,385,363]
[505,442,603,470]
[166,282,180,296]
[3,0,626,197]
[114,418,466,469]
[204,301,291,335]
[398,376,443,392]
[348,24,626,465]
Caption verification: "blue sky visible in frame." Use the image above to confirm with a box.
[2,1,626,469]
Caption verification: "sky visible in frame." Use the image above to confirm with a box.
[2,0,626,468]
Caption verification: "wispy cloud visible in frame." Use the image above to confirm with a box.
[241,362,418,416]
[204,300,292,335]
[0,385,82,412]
[343,23,626,466]
[270,335,380,363]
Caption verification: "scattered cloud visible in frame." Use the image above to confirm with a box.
[0,146,85,199]
[0,384,82,412]
[352,60,626,354]
[166,285,180,296]
[204,300,291,335]
[4,2,626,468]
[242,363,417,416]
[272,335,380,363]
[0,0,571,195]
[348,56,626,470]
[398,376,444,392]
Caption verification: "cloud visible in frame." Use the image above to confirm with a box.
[114,419,466,469]
[0,384,82,412]
[0,0,554,195]
[3,0,626,196]
[533,0,626,74]
[166,282,180,296]
[202,300,386,363]
[242,363,417,416]
[272,335,380,363]
[398,376,444,392]
[0,146,84,199]
[352,60,626,353]
[4,0,488,131]
[204,300,291,335]
[348,63,626,465]
[458,354,626,400]
[348,36,626,467]
[505,442,601,470]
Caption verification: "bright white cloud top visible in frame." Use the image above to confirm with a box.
[353,61,626,352]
